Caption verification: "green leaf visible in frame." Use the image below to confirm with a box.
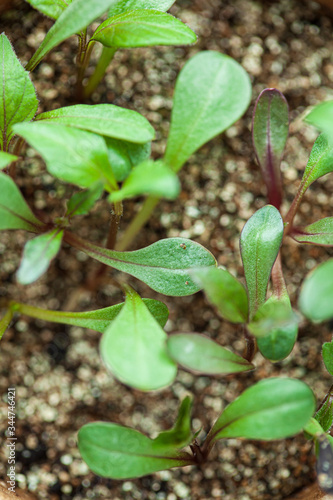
[167,333,254,375]
[13,122,118,191]
[322,342,333,376]
[153,396,193,449]
[36,104,155,144]
[105,137,151,182]
[11,298,169,332]
[78,421,194,479]
[240,205,284,320]
[304,417,325,439]
[291,218,333,246]
[301,134,333,192]
[26,0,73,19]
[0,151,18,170]
[316,434,333,494]
[66,182,104,218]
[315,397,333,433]
[164,51,251,172]
[252,88,288,209]
[92,10,196,49]
[110,160,180,202]
[100,286,177,390]
[190,266,248,323]
[0,309,14,341]
[26,0,120,71]
[67,235,217,296]
[305,100,333,141]
[17,229,64,285]
[0,34,38,151]
[206,378,315,446]
[109,0,175,17]
[254,295,298,362]
[0,172,44,233]
[298,259,333,322]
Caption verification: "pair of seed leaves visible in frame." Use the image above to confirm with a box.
[78,378,315,479]
[25,0,195,72]
[1,30,251,285]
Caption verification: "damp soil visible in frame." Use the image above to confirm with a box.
[1,0,333,499]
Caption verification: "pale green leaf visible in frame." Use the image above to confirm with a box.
[240,205,284,319]
[109,0,175,17]
[0,172,44,233]
[66,234,217,296]
[164,51,251,172]
[305,100,333,141]
[0,151,18,170]
[299,259,333,322]
[25,0,73,19]
[13,122,118,191]
[110,160,180,202]
[0,34,38,150]
[100,287,177,390]
[167,334,254,375]
[17,229,63,285]
[36,104,155,144]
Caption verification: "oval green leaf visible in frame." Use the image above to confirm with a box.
[298,259,333,322]
[66,234,217,296]
[167,333,254,375]
[78,421,194,479]
[100,287,177,390]
[26,0,120,71]
[105,137,151,182]
[0,34,38,151]
[17,229,64,285]
[301,134,333,192]
[13,122,118,191]
[109,0,175,16]
[252,88,289,209]
[26,0,72,19]
[11,297,169,332]
[207,378,315,445]
[164,51,251,172]
[36,104,155,144]
[305,100,333,141]
[0,172,44,233]
[240,205,284,319]
[291,218,333,246]
[322,342,333,377]
[110,160,180,202]
[92,10,196,49]
[190,266,248,323]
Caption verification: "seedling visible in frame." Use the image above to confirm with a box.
[24,0,197,98]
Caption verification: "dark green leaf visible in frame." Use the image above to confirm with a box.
[0,309,13,341]
[167,333,254,375]
[105,137,151,182]
[0,172,44,233]
[13,123,118,191]
[67,235,217,296]
[11,297,169,332]
[164,51,251,172]
[322,342,333,376]
[153,396,193,449]
[298,259,333,322]
[100,286,177,390]
[240,205,284,319]
[110,160,180,202]
[26,0,120,71]
[92,10,196,49]
[36,104,155,143]
[109,0,175,16]
[190,266,248,323]
[206,378,315,446]
[315,397,333,433]
[291,218,333,246]
[66,182,104,218]
[301,134,333,192]
[17,229,64,285]
[78,421,194,479]
[0,34,38,151]
[0,152,18,170]
[26,0,72,19]
[252,88,288,209]
[305,100,333,141]
[316,434,333,493]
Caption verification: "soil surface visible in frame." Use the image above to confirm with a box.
[1,0,333,499]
